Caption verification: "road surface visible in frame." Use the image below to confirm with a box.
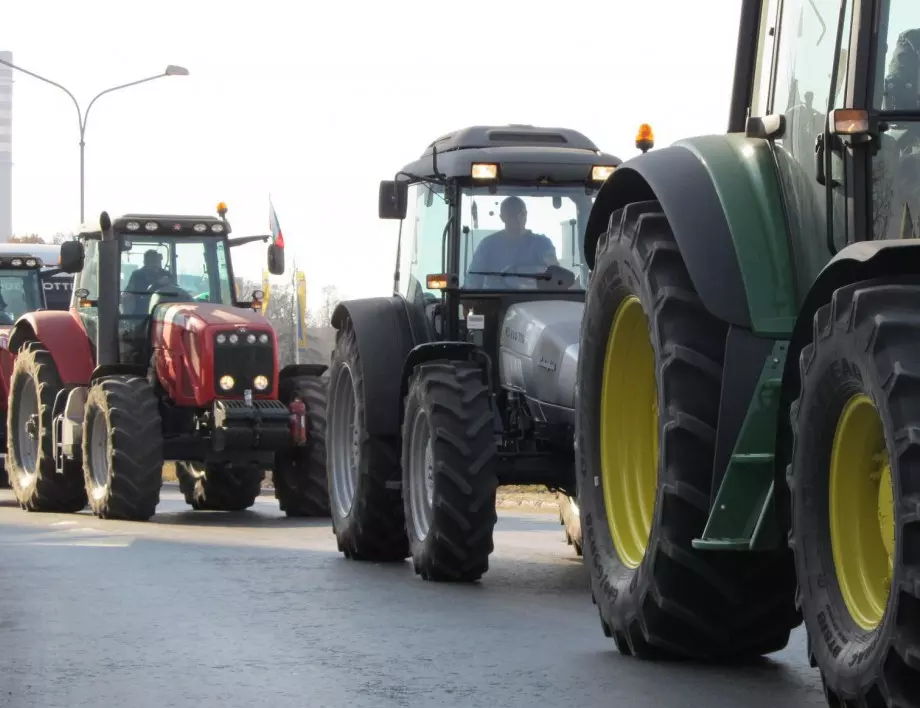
[0,488,826,708]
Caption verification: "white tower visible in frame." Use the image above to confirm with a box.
[0,51,12,243]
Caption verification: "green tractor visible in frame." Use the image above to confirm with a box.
[576,0,920,705]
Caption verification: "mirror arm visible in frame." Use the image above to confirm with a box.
[229,234,271,247]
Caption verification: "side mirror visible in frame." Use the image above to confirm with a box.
[59,241,85,274]
[267,243,284,275]
[378,180,408,220]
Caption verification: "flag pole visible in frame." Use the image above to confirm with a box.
[292,256,300,365]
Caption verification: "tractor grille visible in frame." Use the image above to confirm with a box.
[213,331,275,396]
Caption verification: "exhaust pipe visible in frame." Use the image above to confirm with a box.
[96,211,120,367]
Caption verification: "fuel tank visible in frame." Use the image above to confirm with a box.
[498,300,584,423]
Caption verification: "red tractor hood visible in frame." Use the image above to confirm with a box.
[155,302,273,330]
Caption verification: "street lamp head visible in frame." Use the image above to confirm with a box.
[164,65,189,77]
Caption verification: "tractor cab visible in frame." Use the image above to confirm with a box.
[65,204,283,367]
[0,253,47,327]
[378,124,625,369]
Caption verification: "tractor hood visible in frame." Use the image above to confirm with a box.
[498,300,584,421]
[153,302,274,332]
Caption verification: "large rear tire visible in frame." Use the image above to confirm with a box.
[576,200,799,659]
[273,373,330,517]
[176,462,263,511]
[83,376,163,521]
[6,343,86,512]
[401,360,498,582]
[790,277,920,708]
[326,320,409,561]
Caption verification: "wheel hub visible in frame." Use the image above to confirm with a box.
[829,393,895,631]
[25,414,38,440]
[330,364,360,517]
[599,295,659,569]
[409,408,435,541]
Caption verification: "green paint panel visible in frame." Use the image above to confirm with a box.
[675,135,798,338]
[693,341,787,552]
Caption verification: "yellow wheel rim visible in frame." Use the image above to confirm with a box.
[599,295,659,569]
[829,393,895,631]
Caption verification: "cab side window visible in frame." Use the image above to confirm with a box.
[75,240,99,303]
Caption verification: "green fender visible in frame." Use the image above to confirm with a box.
[585,133,799,337]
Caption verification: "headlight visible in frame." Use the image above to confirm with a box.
[219,375,235,391]
[216,333,227,344]
[246,333,256,344]
[258,333,269,344]
[253,375,269,391]
[228,333,239,344]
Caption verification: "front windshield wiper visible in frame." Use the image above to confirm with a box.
[467,270,554,281]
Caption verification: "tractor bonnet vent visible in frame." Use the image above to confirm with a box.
[487,130,568,144]
[419,125,600,157]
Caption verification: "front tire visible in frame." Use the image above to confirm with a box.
[6,343,86,512]
[83,376,163,521]
[326,319,409,561]
[273,373,330,517]
[176,462,263,511]
[790,278,920,708]
[576,200,799,659]
[401,360,498,582]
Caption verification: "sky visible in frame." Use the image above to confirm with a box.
[0,0,742,306]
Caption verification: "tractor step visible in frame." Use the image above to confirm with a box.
[693,342,787,552]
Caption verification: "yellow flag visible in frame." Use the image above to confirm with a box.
[296,270,308,350]
[261,269,271,315]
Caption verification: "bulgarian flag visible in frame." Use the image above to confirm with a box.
[269,196,285,248]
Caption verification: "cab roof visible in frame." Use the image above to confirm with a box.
[77,213,231,238]
[397,124,621,183]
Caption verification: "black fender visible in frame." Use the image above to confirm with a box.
[331,296,419,437]
[583,145,751,328]
[773,240,920,530]
[398,341,495,428]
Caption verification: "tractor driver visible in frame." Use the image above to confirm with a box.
[123,249,173,314]
[465,196,560,289]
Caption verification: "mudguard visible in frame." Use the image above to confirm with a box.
[331,296,417,437]
[8,311,94,385]
[584,136,798,337]
[398,341,493,422]
[783,240,920,408]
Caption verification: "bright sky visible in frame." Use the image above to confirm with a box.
[1,0,742,305]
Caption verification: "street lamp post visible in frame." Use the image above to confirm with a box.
[0,58,189,223]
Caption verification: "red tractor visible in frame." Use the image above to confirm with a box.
[4,205,329,521]
[0,250,67,488]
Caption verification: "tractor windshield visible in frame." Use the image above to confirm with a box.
[0,270,42,325]
[118,235,234,315]
[872,0,920,238]
[460,186,594,291]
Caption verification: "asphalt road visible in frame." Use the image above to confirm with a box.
[0,488,826,708]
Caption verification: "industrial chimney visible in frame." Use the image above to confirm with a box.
[0,51,11,243]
